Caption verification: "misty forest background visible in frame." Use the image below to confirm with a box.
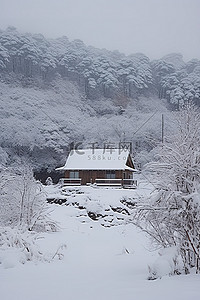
[0,27,200,181]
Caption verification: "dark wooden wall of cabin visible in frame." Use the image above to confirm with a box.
[64,170,123,185]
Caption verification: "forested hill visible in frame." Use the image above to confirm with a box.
[0,27,200,176]
[0,26,200,106]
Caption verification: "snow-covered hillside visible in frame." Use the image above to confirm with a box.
[0,76,174,172]
[1,183,200,300]
[0,27,199,177]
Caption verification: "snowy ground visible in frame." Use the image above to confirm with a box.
[1,182,200,300]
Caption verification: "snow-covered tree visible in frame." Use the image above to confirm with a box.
[0,165,57,231]
[0,165,60,264]
[135,105,200,275]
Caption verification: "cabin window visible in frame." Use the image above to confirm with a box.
[106,170,115,179]
[69,171,79,178]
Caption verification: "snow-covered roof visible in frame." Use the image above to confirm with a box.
[56,149,135,171]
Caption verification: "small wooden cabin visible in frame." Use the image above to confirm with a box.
[56,149,137,187]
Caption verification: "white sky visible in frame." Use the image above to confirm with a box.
[0,0,200,61]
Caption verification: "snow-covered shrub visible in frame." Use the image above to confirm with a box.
[148,247,183,280]
[0,227,67,267]
[0,166,57,232]
[0,166,60,265]
[135,105,200,275]
[45,176,53,185]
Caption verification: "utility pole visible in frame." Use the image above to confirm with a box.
[123,132,125,142]
[161,114,164,143]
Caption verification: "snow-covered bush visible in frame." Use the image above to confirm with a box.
[0,166,57,231]
[45,176,53,186]
[0,227,67,267]
[148,247,183,280]
[0,166,60,265]
[135,105,200,276]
